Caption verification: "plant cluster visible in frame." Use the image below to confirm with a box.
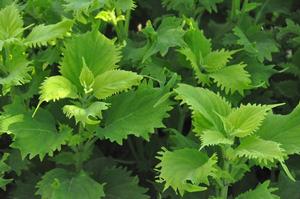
[0,0,300,198]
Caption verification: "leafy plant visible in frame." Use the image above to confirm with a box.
[0,0,300,198]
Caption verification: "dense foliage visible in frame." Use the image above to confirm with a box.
[0,0,300,198]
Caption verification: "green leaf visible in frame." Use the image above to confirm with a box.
[0,4,23,44]
[177,47,210,84]
[234,136,285,165]
[156,148,217,196]
[180,28,212,66]
[179,26,250,94]
[162,0,195,15]
[257,103,300,154]
[63,0,95,12]
[5,149,29,176]
[225,104,275,137]
[97,84,173,144]
[0,45,32,94]
[93,70,142,99]
[200,129,233,149]
[9,113,72,160]
[174,83,231,133]
[24,19,73,47]
[39,76,78,103]
[36,168,105,199]
[199,0,224,13]
[99,167,149,199]
[236,180,279,199]
[209,63,251,94]
[0,153,12,190]
[203,49,235,72]
[0,98,26,134]
[141,17,185,61]
[277,172,300,199]
[79,60,95,94]
[113,0,136,11]
[9,173,39,199]
[60,31,121,89]
[63,102,109,126]
[233,18,279,62]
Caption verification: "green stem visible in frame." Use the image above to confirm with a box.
[220,161,229,199]
[255,0,270,23]
[230,0,240,22]
[124,9,131,38]
[219,147,231,199]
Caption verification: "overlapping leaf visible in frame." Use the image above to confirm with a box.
[99,167,149,199]
[156,148,217,196]
[234,136,285,165]
[174,83,231,132]
[36,168,105,199]
[179,27,251,94]
[9,112,72,160]
[63,102,109,125]
[0,4,23,45]
[97,84,173,144]
[141,17,185,61]
[93,70,142,99]
[257,103,300,154]
[24,19,73,47]
[236,181,279,199]
[60,31,121,89]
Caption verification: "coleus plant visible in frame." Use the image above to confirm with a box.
[0,0,300,199]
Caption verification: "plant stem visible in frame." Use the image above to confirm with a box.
[124,9,131,38]
[220,160,229,199]
[219,147,230,199]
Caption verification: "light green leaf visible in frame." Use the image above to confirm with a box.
[24,19,73,47]
[36,168,105,199]
[203,49,235,72]
[234,136,286,165]
[209,63,251,94]
[236,180,279,199]
[225,104,275,137]
[63,102,109,126]
[0,45,32,94]
[60,31,121,89]
[0,4,23,44]
[200,129,233,149]
[79,60,95,94]
[9,113,72,160]
[257,103,300,154]
[97,84,173,144]
[174,83,231,133]
[39,75,78,103]
[178,47,210,84]
[183,28,212,58]
[99,167,149,199]
[93,70,142,99]
[156,148,217,196]
[95,10,125,26]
